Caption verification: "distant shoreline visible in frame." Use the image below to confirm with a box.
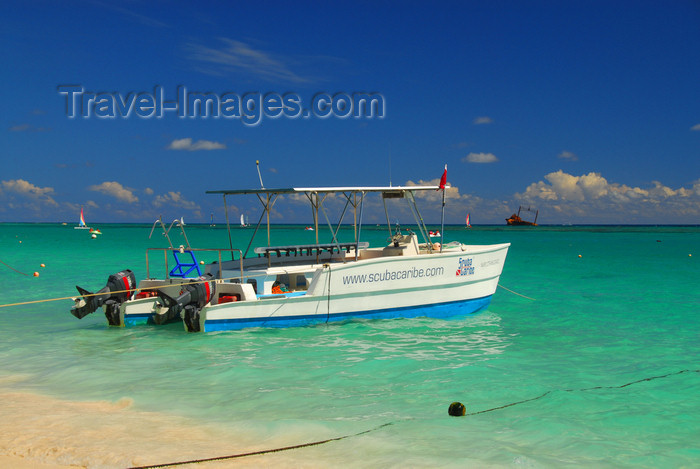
[2,222,699,227]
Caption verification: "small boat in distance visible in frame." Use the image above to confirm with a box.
[429,230,440,237]
[74,207,90,229]
[90,228,102,235]
[506,206,538,226]
[466,213,471,228]
[240,214,249,228]
[304,226,314,231]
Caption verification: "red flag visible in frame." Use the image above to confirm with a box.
[438,164,447,190]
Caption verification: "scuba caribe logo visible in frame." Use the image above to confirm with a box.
[456,257,475,276]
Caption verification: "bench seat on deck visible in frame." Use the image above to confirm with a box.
[253,242,369,257]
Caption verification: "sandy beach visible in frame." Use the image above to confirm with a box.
[0,390,320,468]
[0,455,77,469]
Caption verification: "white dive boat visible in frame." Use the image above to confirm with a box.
[70,185,509,332]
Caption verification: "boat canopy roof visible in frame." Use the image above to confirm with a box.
[206,185,442,195]
[208,184,450,258]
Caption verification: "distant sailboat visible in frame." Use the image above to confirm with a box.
[74,207,90,229]
[240,214,248,227]
[210,212,215,227]
[466,213,471,228]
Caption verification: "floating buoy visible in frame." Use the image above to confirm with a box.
[200,261,205,265]
[448,402,466,416]
[40,263,45,268]
[689,254,692,257]
[19,241,22,244]
[33,272,39,277]
[91,234,97,239]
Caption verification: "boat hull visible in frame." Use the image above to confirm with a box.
[118,279,190,326]
[203,295,493,332]
[121,297,159,326]
[506,221,537,226]
[198,243,509,332]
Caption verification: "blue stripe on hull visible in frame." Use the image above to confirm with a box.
[203,295,492,332]
[123,314,154,327]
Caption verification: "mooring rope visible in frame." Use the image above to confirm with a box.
[127,422,394,469]
[498,283,536,300]
[467,369,699,416]
[0,276,242,309]
[128,369,698,468]
[325,263,332,323]
[1,278,537,309]
[0,257,29,276]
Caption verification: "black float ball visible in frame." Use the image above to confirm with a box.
[448,401,466,416]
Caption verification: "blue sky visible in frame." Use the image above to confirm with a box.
[1,0,699,225]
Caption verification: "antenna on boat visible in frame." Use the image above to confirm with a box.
[388,146,392,187]
[256,160,265,189]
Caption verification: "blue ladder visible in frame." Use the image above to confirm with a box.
[169,250,202,278]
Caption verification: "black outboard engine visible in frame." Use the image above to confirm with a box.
[155,274,216,331]
[71,269,136,326]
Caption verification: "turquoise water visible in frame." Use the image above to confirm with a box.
[1,224,699,467]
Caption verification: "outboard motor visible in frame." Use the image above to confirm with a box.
[71,269,136,325]
[154,274,216,331]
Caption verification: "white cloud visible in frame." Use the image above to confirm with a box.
[406,177,461,201]
[1,179,58,205]
[153,191,200,211]
[167,138,226,151]
[558,150,578,161]
[519,171,613,202]
[691,123,700,131]
[473,116,493,125]
[515,170,700,222]
[8,123,50,132]
[88,181,138,203]
[186,38,311,84]
[463,152,498,163]
[144,187,154,195]
[96,3,169,28]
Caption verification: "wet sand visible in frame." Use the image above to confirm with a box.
[0,390,325,468]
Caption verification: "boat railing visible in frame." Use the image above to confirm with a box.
[146,247,243,281]
[253,242,369,266]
